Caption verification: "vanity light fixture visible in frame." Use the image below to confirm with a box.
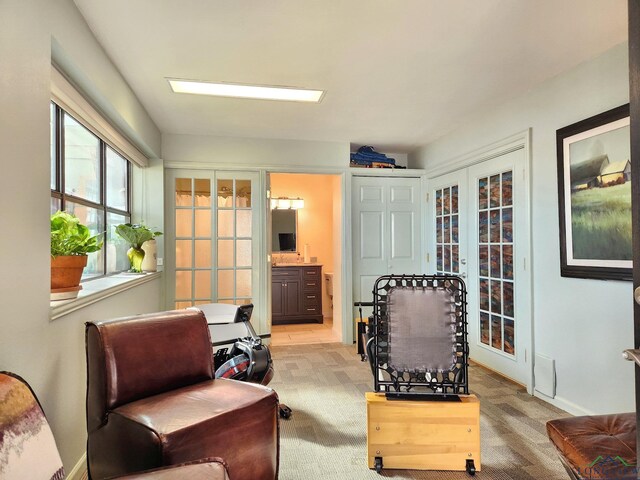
[271,197,304,209]
[168,79,324,103]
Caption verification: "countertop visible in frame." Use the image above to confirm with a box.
[272,263,323,267]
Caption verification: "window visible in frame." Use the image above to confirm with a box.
[50,102,132,279]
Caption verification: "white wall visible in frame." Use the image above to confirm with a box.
[49,0,161,158]
[413,43,632,415]
[0,0,164,472]
[163,133,349,168]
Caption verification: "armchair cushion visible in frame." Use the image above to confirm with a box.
[114,458,230,480]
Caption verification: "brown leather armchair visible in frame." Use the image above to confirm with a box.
[86,310,279,480]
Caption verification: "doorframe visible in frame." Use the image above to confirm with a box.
[425,129,534,394]
[266,167,352,345]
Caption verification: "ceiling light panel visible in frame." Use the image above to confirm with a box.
[168,79,323,103]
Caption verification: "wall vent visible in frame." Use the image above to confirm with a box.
[534,353,556,398]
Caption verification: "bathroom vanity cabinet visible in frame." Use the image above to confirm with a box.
[272,265,323,324]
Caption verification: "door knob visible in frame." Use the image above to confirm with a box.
[461,259,467,265]
[634,287,640,305]
[460,272,467,279]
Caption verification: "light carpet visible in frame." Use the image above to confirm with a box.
[269,343,570,480]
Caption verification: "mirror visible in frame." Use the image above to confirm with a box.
[272,210,297,252]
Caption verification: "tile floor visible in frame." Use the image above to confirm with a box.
[270,317,341,345]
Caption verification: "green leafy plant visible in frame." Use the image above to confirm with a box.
[51,211,103,257]
[115,223,162,272]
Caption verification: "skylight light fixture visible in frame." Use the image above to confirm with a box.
[168,79,324,103]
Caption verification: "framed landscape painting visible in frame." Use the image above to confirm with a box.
[557,104,631,280]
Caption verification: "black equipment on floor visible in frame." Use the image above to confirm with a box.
[192,303,292,419]
[354,301,374,362]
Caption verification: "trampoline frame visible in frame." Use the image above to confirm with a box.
[369,274,469,398]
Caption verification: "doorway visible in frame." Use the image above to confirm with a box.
[428,142,533,391]
[268,172,343,345]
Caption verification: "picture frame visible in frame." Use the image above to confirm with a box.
[557,104,631,281]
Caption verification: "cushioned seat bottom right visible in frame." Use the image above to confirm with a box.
[117,460,230,480]
[546,413,636,480]
[93,379,279,480]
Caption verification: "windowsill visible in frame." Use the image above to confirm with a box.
[50,271,162,320]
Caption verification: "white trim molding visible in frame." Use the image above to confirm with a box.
[51,66,149,168]
[50,272,162,321]
[66,453,87,480]
[425,130,531,179]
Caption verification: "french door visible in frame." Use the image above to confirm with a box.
[429,148,532,389]
[166,169,263,332]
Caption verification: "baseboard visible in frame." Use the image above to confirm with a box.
[468,358,527,389]
[533,391,595,416]
[66,453,87,480]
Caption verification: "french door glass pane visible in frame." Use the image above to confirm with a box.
[106,212,130,273]
[195,210,211,237]
[64,114,100,203]
[218,240,234,268]
[194,179,211,206]
[478,171,515,355]
[176,210,192,237]
[194,270,211,299]
[236,210,252,237]
[175,271,192,298]
[236,269,252,297]
[435,184,459,274]
[236,240,252,267]
[106,148,128,210]
[218,270,234,298]
[218,210,234,237]
[176,240,192,268]
[65,201,104,278]
[235,180,251,207]
[217,180,233,207]
[176,178,192,206]
[194,240,211,268]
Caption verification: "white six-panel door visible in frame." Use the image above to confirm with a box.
[352,176,422,316]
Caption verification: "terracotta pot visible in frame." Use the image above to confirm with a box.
[51,255,87,300]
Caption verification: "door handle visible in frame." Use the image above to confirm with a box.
[623,349,640,366]
[461,259,467,265]
[460,272,467,279]
[634,287,640,305]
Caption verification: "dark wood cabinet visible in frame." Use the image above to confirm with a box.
[272,265,323,325]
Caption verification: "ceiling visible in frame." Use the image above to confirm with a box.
[74,0,627,153]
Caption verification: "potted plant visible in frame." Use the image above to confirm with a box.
[115,223,162,273]
[50,211,103,300]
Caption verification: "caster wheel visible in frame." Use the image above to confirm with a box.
[374,456,383,474]
[279,404,292,419]
[466,459,476,476]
